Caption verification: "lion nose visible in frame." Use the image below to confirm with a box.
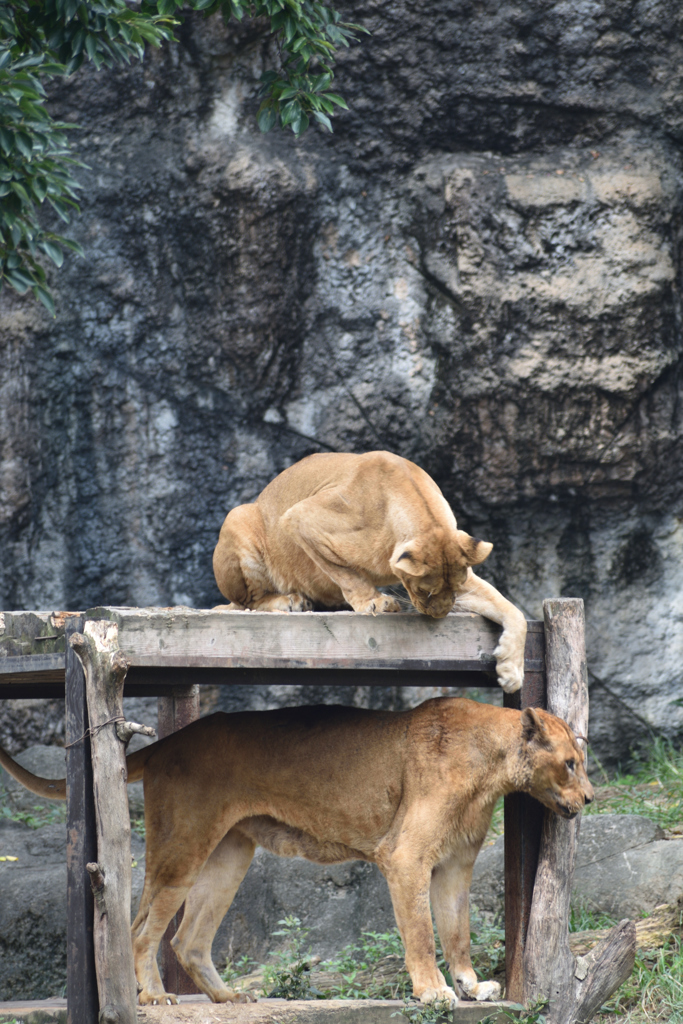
[584,792,594,806]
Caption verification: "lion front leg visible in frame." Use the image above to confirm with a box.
[382,847,458,1009]
[452,571,527,693]
[431,853,501,1003]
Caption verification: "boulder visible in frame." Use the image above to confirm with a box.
[0,819,146,1001]
[471,814,683,922]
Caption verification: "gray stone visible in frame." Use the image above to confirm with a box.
[0,819,146,1001]
[214,850,396,966]
[471,814,683,922]
[572,815,683,920]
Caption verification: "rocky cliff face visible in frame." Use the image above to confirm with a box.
[1,1,682,765]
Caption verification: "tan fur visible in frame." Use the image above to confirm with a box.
[0,698,593,1008]
[213,452,528,692]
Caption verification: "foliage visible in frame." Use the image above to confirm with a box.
[394,997,454,1024]
[0,0,365,307]
[130,814,146,839]
[586,737,683,832]
[0,798,65,828]
[220,953,255,988]
[262,915,322,999]
[321,927,413,1000]
[597,936,683,1023]
[568,899,617,934]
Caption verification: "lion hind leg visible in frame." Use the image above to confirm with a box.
[134,884,191,1005]
[172,829,256,1003]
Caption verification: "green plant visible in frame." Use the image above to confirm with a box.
[597,935,683,1023]
[393,997,454,1024]
[130,815,146,839]
[220,953,255,988]
[586,737,683,832]
[263,915,320,999]
[0,0,365,308]
[568,899,618,934]
[0,799,66,829]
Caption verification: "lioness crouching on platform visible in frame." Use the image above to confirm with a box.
[0,698,593,1008]
[213,451,527,693]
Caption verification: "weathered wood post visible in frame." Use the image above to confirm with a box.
[523,598,636,1023]
[70,620,137,1024]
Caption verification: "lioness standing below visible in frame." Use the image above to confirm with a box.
[0,698,593,1008]
[214,451,527,692]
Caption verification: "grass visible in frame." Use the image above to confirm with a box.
[585,737,683,833]
[597,937,683,1024]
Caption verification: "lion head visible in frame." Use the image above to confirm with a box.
[389,528,493,618]
[521,707,594,818]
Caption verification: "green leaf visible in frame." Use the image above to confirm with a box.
[257,105,278,132]
[15,132,33,158]
[312,109,332,132]
[10,181,30,203]
[5,267,35,292]
[40,239,64,266]
[325,93,348,109]
[33,283,56,317]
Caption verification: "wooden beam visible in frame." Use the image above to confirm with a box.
[86,608,507,670]
[65,616,98,1024]
[70,621,137,1024]
[503,624,546,1004]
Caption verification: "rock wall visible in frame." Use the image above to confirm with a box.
[0,1,682,765]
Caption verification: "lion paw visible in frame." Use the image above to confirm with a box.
[418,985,458,1009]
[354,595,402,615]
[494,635,525,693]
[138,990,178,1006]
[454,971,501,1002]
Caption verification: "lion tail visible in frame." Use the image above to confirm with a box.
[0,742,157,801]
[0,746,67,801]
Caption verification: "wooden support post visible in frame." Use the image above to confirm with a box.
[524,598,635,1022]
[503,621,546,1003]
[70,621,137,1024]
[158,684,201,996]
[66,615,99,1024]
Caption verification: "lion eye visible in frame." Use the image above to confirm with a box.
[566,759,576,772]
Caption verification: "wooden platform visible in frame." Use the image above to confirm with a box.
[0,997,521,1024]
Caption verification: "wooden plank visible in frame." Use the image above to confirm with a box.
[65,616,98,1024]
[86,609,508,669]
[503,625,546,1004]
[158,685,202,997]
[0,653,65,683]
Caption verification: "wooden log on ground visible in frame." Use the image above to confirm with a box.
[523,599,635,1022]
[557,920,636,1024]
[70,620,137,1024]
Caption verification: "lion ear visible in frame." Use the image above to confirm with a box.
[522,707,552,749]
[390,542,430,577]
[456,531,493,566]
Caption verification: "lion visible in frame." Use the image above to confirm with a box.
[213,451,528,693]
[0,697,593,1008]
